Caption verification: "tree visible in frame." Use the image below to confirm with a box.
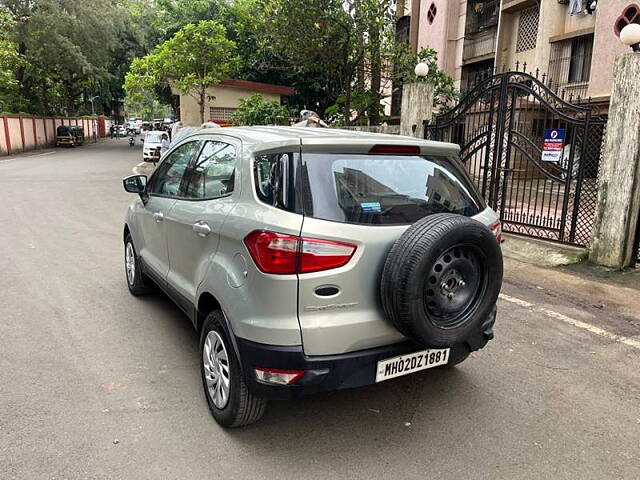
[229,93,289,126]
[125,21,238,124]
[249,0,397,125]
[0,9,25,111]
[393,46,459,110]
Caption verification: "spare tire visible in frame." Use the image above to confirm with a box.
[380,213,503,348]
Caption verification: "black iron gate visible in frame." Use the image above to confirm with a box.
[426,70,607,246]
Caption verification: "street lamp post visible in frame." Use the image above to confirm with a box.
[414,62,430,78]
[89,95,100,116]
[620,23,640,52]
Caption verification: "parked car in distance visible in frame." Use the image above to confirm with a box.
[141,130,164,162]
[122,127,504,428]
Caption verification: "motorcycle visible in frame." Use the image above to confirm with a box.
[129,137,135,147]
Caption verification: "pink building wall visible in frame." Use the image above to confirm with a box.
[416,0,463,83]
[588,0,633,99]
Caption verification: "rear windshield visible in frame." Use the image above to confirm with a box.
[299,153,483,225]
[145,133,161,143]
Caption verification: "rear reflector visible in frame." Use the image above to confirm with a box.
[489,220,503,243]
[369,144,421,155]
[244,230,357,274]
[254,367,305,385]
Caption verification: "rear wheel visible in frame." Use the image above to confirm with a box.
[124,234,151,296]
[200,310,267,428]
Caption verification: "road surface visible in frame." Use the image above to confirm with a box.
[0,140,638,479]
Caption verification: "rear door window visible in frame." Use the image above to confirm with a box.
[299,153,483,225]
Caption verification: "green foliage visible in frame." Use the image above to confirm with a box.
[394,45,459,110]
[125,95,172,121]
[229,93,289,126]
[325,90,387,127]
[1,0,158,116]
[0,9,26,111]
[125,20,238,124]
[248,0,396,123]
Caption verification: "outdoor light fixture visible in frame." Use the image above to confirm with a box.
[620,23,640,52]
[414,62,429,77]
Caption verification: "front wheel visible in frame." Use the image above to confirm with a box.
[200,311,267,428]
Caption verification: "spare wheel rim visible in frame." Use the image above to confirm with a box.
[423,245,486,329]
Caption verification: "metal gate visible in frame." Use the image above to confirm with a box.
[426,70,607,246]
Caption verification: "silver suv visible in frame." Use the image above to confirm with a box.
[122,127,503,427]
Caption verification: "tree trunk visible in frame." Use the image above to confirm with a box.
[369,24,382,125]
[198,88,206,124]
[343,69,353,126]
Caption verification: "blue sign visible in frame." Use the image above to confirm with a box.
[542,128,565,162]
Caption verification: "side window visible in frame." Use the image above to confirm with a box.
[254,153,294,208]
[184,141,237,199]
[148,141,200,197]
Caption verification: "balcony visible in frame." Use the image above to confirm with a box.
[463,32,497,62]
[465,0,499,34]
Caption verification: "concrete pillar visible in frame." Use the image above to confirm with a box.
[400,82,434,138]
[589,53,640,268]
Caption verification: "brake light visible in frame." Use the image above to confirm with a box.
[244,230,357,274]
[489,220,503,243]
[369,144,421,155]
[244,230,299,274]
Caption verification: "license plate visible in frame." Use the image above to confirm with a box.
[375,348,450,383]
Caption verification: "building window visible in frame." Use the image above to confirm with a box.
[209,107,237,122]
[516,6,540,53]
[548,34,593,99]
[427,3,437,24]
[568,36,593,83]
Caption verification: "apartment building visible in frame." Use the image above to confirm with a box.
[402,0,631,104]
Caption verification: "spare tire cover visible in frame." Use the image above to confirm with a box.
[380,213,503,348]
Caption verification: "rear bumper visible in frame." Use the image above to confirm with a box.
[236,305,496,400]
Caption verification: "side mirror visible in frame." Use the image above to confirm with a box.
[123,175,147,194]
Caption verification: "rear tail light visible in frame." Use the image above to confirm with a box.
[244,230,357,274]
[254,367,305,385]
[489,220,503,243]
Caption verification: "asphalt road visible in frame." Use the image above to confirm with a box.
[1,140,638,480]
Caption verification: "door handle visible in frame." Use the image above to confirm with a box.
[153,212,164,222]
[192,222,212,237]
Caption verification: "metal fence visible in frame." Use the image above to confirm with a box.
[426,69,608,247]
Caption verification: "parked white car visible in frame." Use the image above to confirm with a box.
[142,131,164,162]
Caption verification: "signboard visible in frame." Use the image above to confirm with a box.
[541,128,565,162]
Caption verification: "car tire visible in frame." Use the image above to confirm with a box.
[380,213,503,348]
[200,310,267,428]
[124,234,152,296]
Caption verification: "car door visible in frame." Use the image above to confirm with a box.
[137,140,201,285]
[165,137,240,308]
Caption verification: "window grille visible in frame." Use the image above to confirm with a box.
[209,107,237,122]
[516,6,540,53]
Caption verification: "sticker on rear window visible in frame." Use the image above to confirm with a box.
[360,202,382,213]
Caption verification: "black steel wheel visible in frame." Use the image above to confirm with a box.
[380,213,503,348]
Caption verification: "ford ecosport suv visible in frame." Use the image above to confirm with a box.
[122,127,503,427]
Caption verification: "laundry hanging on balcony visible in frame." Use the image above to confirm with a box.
[568,0,583,15]
[567,0,597,15]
